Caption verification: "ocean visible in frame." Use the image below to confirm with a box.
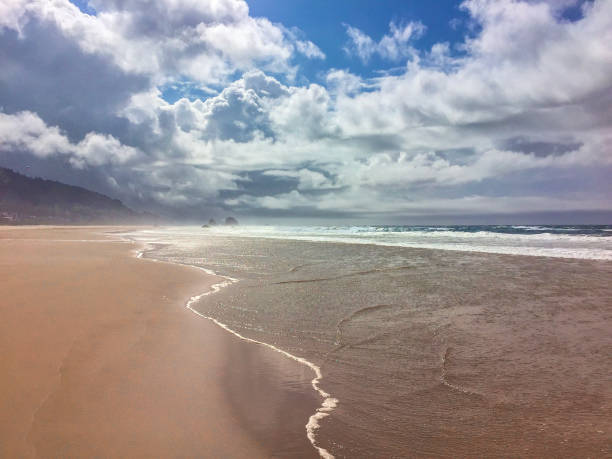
[125,225,612,457]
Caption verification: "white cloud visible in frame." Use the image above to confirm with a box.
[338,142,612,190]
[0,0,321,86]
[0,111,140,167]
[326,69,364,95]
[344,21,425,63]
[269,83,337,140]
[335,0,612,134]
[295,39,325,59]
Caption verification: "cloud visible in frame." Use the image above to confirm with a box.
[1,0,611,220]
[344,21,425,63]
[326,69,365,95]
[1,0,321,86]
[0,17,149,140]
[295,39,325,59]
[339,143,612,190]
[263,169,338,190]
[228,190,612,217]
[334,0,612,134]
[0,111,141,167]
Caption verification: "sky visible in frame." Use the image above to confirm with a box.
[0,0,611,224]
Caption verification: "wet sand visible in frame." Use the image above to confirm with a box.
[139,232,612,458]
[0,227,319,458]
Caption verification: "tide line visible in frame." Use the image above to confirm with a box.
[131,242,337,459]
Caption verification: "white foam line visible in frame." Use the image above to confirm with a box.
[114,233,151,261]
[128,237,337,459]
[440,347,480,397]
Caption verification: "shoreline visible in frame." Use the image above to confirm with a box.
[0,226,322,458]
[128,227,611,457]
[123,232,337,459]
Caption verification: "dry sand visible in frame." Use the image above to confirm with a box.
[0,226,318,458]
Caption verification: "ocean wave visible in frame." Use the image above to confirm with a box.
[198,225,612,260]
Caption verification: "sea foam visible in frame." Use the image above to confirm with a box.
[195,225,612,260]
[129,240,337,459]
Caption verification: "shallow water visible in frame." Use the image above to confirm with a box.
[189,224,612,260]
[129,227,612,457]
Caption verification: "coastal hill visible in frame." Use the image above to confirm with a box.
[0,167,155,224]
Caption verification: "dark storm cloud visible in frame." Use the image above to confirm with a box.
[0,19,149,143]
[498,138,583,157]
[231,171,298,197]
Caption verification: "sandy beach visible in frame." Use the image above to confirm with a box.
[0,226,319,458]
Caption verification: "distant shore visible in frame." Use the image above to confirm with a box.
[0,226,318,458]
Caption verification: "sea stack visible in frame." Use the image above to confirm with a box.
[202,218,218,228]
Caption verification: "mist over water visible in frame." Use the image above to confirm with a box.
[128,226,612,457]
